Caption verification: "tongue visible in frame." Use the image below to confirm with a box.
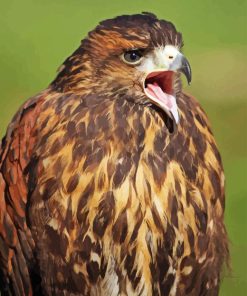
[146,82,174,108]
[146,83,179,123]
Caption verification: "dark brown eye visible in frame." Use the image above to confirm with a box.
[122,49,143,65]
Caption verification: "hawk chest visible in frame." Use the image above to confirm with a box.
[26,97,224,295]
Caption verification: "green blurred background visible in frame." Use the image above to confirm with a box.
[0,0,246,295]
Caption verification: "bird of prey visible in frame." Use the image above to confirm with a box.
[0,13,228,296]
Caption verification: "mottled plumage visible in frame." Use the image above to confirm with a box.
[0,13,228,296]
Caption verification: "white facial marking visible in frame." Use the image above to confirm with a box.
[136,45,181,72]
[136,51,155,72]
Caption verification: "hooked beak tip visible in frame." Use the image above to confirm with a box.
[180,56,192,85]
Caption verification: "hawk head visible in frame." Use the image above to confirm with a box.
[52,12,191,125]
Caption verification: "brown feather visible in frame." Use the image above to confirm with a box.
[0,13,228,296]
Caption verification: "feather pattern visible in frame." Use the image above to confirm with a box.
[0,13,228,296]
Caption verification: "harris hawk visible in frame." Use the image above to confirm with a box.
[0,13,229,296]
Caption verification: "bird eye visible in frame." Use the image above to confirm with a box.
[122,50,143,65]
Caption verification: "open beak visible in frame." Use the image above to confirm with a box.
[143,55,192,124]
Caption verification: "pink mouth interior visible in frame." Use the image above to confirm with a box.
[144,71,175,109]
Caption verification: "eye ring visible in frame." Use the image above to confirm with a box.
[121,49,143,65]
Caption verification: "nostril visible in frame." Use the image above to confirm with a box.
[168,56,173,59]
